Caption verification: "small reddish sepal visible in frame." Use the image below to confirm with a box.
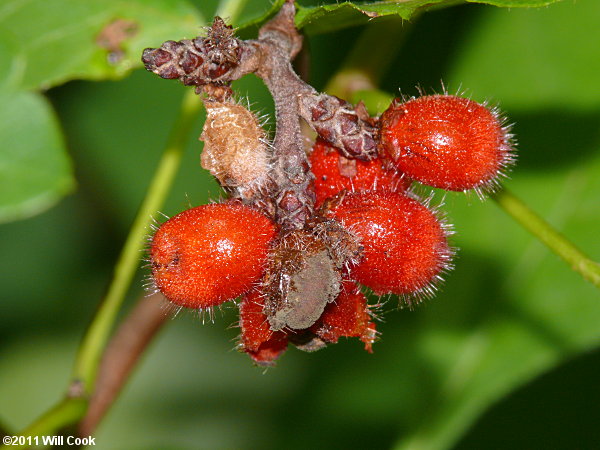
[239,290,288,365]
[311,281,377,352]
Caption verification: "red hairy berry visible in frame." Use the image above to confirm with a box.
[327,191,453,299]
[379,95,514,193]
[239,289,288,365]
[310,138,410,207]
[311,281,377,352]
[150,203,277,309]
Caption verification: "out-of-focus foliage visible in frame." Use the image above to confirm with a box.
[0,0,203,222]
[1,1,598,449]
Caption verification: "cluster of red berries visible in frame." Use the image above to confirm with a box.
[149,93,514,365]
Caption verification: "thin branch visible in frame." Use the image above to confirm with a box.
[79,293,170,437]
[0,399,86,450]
[9,90,202,445]
[71,89,202,395]
[255,1,316,229]
[142,0,380,231]
[492,188,600,288]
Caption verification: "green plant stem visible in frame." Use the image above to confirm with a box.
[72,89,201,393]
[6,399,87,449]
[4,90,202,447]
[493,188,600,288]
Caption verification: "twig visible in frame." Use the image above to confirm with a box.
[70,90,201,395]
[492,188,600,288]
[7,88,202,448]
[79,293,170,436]
[1,399,86,449]
[142,0,379,228]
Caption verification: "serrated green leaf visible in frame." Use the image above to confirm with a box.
[0,0,203,90]
[0,90,75,223]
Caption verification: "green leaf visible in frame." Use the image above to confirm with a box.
[0,0,204,221]
[0,0,203,90]
[294,0,564,35]
[447,0,600,110]
[236,0,286,38]
[0,90,75,223]
[295,1,442,34]
[469,0,562,5]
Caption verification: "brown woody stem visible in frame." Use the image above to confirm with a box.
[255,2,316,230]
[78,293,170,437]
[142,0,379,229]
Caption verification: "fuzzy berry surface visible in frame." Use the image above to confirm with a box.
[239,290,288,365]
[379,95,512,192]
[327,191,452,298]
[310,138,410,207]
[150,203,277,309]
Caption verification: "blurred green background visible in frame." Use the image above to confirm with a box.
[1,0,599,449]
